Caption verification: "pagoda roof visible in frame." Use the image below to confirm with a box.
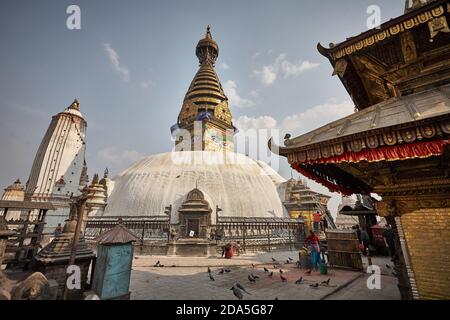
[317,1,448,61]
[95,222,139,245]
[316,1,450,110]
[271,84,450,159]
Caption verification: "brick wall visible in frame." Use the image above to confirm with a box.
[401,208,450,299]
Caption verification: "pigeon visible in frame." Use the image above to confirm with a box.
[310,283,319,288]
[279,269,284,274]
[153,260,160,267]
[295,277,303,284]
[219,268,225,274]
[248,274,256,283]
[280,274,287,282]
[236,283,251,295]
[224,269,231,273]
[305,269,312,275]
[268,271,273,277]
[273,265,278,269]
[288,257,293,261]
[274,297,279,300]
[285,260,290,264]
[264,267,269,272]
[252,264,255,268]
[251,273,260,279]
[209,274,215,281]
[176,175,181,178]
[321,278,330,286]
[272,257,277,262]
[207,267,211,274]
[230,286,243,300]
[386,264,391,269]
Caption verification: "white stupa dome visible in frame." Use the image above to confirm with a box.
[102,151,289,224]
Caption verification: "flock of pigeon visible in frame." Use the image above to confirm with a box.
[207,256,333,300]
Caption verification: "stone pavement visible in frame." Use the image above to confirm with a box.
[130,251,401,300]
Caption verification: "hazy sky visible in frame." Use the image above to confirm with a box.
[0,0,405,214]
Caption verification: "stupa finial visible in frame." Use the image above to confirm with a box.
[68,98,80,111]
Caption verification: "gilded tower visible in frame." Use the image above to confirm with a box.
[171,26,236,152]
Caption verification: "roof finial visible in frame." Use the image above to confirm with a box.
[404,0,427,13]
[206,25,212,39]
[68,98,80,111]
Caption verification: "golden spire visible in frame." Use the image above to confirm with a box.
[172,27,236,151]
[177,26,230,120]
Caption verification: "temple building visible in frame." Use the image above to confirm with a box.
[83,27,331,255]
[0,179,25,221]
[283,178,334,230]
[24,99,88,233]
[271,0,450,299]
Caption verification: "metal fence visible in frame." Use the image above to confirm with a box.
[84,216,170,243]
[84,216,305,252]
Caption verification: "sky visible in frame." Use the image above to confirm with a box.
[0,0,405,215]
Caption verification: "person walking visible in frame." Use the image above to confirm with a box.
[236,241,241,256]
[383,224,397,261]
[304,230,321,270]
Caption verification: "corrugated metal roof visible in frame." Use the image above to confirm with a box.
[279,84,450,150]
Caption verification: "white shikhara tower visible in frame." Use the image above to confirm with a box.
[25,99,87,230]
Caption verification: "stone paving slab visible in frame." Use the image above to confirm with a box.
[130,251,400,300]
[131,265,361,300]
[324,275,400,300]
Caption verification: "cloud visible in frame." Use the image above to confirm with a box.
[97,146,142,166]
[234,99,354,135]
[253,53,319,86]
[235,115,277,131]
[220,62,230,70]
[140,80,154,89]
[223,80,255,108]
[102,43,130,82]
[280,60,320,78]
[254,65,277,85]
[281,99,354,134]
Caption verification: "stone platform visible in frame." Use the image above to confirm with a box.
[167,239,217,257]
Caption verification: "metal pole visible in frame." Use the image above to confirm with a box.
[242,222,246,253]
[288,225,292,251]
[141,221,145,246]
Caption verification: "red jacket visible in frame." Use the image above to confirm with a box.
[305,234,320,244]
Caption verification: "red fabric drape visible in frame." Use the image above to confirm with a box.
[290,139,450,195]
[291,163,355,195]
[304,139,450,164]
